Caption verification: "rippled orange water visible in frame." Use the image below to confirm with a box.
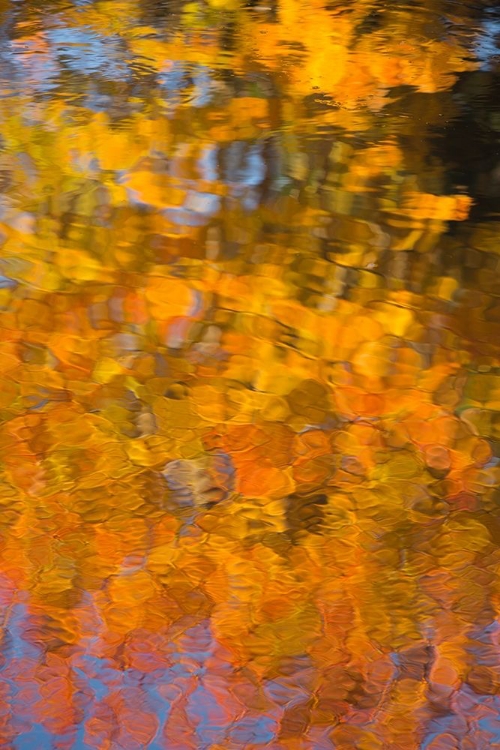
[1,0,500,747]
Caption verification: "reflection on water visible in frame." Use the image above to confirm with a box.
[1,0,500,747]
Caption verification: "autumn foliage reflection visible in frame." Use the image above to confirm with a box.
[0,0,500,747]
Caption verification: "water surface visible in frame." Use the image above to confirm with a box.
[1,0,500,747]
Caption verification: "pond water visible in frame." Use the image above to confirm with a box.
[1,0,500,747]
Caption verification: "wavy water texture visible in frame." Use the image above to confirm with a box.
[0,0,499,748]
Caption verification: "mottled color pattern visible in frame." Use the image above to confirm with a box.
[0,0,500,748]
